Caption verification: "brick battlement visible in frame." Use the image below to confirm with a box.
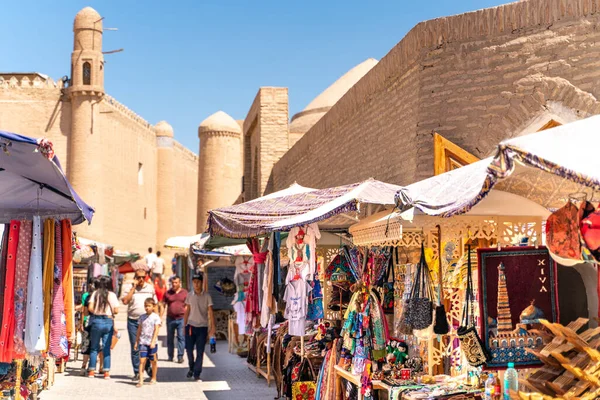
[103,94,153,130]
[173,140,198,161]
[0,75,64,89]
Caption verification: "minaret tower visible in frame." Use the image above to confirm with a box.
[196,111,242,232]
[496,262,514,333]
[68,7,105,237]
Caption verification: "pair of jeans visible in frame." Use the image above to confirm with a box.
[185,325,208,378]
[167,317,185,360]
[88,316,114,372]
[127,318,141,374]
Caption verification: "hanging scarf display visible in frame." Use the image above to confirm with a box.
[49,222,67,358]
[338,247,391,400]
[25,216,45,356]
[316,339,338,400]
[246,238,267,333]
[232,255,252,335]
[42,219,54,351]
[272,232,281,302]
[0,221,20,362]
[0,226,9,330]
[61,220,75,341]
[13,221,32,360]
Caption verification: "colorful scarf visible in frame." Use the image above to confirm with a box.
[42,219,55,351]
[13,221,32,359]
[0,225,9,326]
[49,223,67,358]
[25,216,45,357]
[61,220,75,341]
[0,221,20,362]
[316,343,338,400]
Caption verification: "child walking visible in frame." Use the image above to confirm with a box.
[134,298,161,387]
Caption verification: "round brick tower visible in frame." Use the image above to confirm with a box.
[155,121,175,251]
[68,7,105,237]
[197,111,242,232]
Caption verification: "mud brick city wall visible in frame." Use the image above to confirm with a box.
[0,78,199,255]
[0,82,70,171]
[271,0,600,191]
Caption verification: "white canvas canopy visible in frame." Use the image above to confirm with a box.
[395,114,600,217]
[164,233,209,250]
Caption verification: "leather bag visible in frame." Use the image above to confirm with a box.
[457,245,491,367]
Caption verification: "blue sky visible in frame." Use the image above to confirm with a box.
[0,0,506,152]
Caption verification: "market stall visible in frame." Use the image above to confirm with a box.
[341,115,600,399]
[205,179,401,399]
[199,115,600,400]
[0,132,94,400]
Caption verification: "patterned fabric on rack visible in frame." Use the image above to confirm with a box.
[0,221,20,362]
[42,219,55,351]
[13,221,32,359]
[0,225,9,327]
[25,216,45,355]
[49,222,67,358]
[61,220,75,341]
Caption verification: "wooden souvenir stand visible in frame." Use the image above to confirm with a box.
[349,210,546,376]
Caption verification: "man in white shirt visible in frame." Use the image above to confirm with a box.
[184,273,215,381]
[152,251,165,280]
[144,247,157,271]
[121,269,157,381]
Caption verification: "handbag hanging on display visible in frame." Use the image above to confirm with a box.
[457,245,491,367]
[291,356,317,400]
[433,225,450,335]
[406,244,433,331]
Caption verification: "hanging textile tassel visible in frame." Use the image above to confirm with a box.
[42,219,55,351]
[13,220,32,359]
[0,221,20,362]
[61,220,75,341]
[25,216,45,358]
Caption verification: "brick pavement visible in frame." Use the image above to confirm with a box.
[40,315,277,400]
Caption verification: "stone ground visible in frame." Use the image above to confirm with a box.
[40,314,277,400]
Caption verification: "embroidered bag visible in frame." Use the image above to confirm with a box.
[291,357,317,400]
[380,251,395,313]
[433,226,450,335]
[457,245,491,367]
[406,245,433,330]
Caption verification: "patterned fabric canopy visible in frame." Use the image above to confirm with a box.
[395,115,600,217]
[208,179,401,238]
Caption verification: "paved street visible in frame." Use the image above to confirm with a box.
[41,315,276,400]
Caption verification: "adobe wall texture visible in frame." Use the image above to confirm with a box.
[271,0,600,190]
[83,96,159,253]
[172,142,198,238]
[0,81,70,171]
[243,87,289,200]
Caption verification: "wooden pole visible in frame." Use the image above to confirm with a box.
[15,359,22,400]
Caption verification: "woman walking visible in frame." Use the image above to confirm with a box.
[87,275,119,379]
[154,274,167,317]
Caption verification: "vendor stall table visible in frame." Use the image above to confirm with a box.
[334,366,389,400]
